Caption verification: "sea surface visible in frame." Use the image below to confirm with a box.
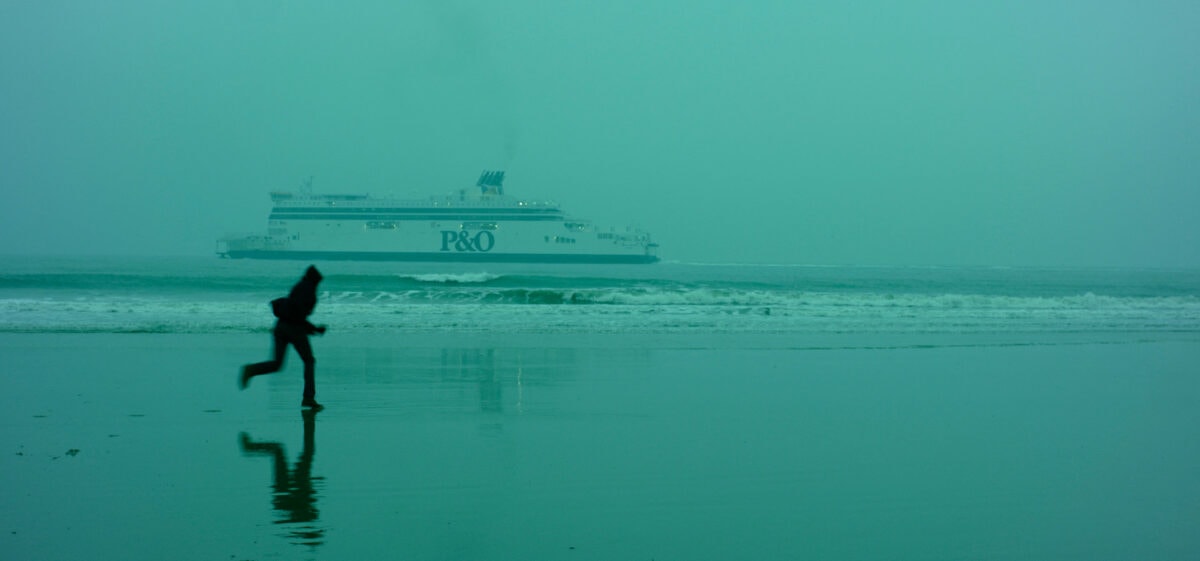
[2,256,1198,341]
[3,256,1200,560]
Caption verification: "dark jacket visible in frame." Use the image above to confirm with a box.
[278,266,323,333]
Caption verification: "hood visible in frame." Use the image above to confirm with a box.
[304,265,323,283]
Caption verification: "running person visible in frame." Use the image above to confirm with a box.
[240,265,327,410]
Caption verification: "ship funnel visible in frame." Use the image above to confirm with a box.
[477,170,505,195]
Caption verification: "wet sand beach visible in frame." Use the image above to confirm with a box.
[2,332,1199,560]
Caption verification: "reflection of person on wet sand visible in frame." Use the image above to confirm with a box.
[239,409,325,548]
[240,265,327,410]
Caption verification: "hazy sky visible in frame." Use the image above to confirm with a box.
[2,1,1197,266]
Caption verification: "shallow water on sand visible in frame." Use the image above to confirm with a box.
[2,333,1199,560]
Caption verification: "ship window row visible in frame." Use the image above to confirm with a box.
[270,214,562,222]
[271,207,561,215]
[545,236,576,244]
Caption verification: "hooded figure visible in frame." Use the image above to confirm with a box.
[241,265,327,410]
[276,265,323,328]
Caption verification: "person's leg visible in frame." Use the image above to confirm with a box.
[242,328,289,388]
[291,332,317,404]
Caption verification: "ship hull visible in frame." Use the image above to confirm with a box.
[222,249,659,264]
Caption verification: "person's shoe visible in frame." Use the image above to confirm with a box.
[301,400,324,411]
[239,366,251,390]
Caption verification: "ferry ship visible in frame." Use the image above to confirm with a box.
[217,171,659,263]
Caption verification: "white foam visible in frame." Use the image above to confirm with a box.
[2,290,1197,335]
[399,272,501,284]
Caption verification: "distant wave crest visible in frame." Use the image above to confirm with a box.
[398,272,503,284]
[3,288,1198,335]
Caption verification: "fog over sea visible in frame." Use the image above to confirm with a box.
[2,256,1199,560]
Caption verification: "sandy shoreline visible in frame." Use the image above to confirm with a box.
[2,333,1198,560]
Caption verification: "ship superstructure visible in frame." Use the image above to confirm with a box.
[217,171,658,263]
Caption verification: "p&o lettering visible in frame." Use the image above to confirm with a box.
[440,230,495,252]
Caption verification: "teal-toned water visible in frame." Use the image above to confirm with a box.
[2,333,1198,560]
[1,257,1198,560]
[2,256,1198,338]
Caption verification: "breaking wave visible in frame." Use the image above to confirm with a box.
[398,272,503,284]
[3,288,1197,335]
[3,258,1197,335]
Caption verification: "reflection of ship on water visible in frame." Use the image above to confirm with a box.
[239,409,325,549]
[442,348,504,413]
[341,345,641,420]
[435,347,587,416]
[351,346,583,415]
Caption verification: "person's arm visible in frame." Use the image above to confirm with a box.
[303,320,326,335]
